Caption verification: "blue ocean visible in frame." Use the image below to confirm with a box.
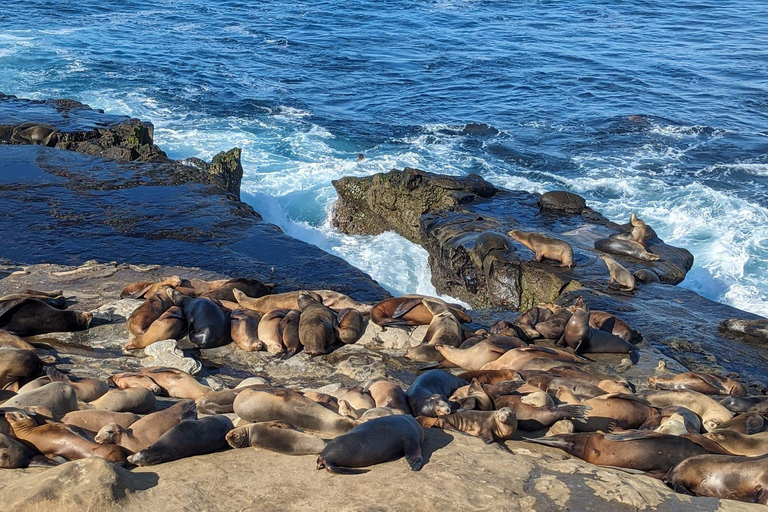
[2,1,767,312]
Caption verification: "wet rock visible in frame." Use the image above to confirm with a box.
[143,340,202,375]
[538,191,586,215]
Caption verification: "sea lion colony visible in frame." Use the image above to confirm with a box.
[1,214,767,506]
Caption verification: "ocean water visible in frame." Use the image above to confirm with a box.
[1,1,768,312]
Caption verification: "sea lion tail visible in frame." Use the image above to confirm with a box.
[45,366,72,382]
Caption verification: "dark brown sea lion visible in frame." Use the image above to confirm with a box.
[86,387,156,414]
[335,308,364,344]
[0,346,43,391]
[0,298,91,337]
[138,367,211,400]
[717,412,768,435]
[512,306,553,340]
[120,277,182,299]
[127,415,233,466]
[663,453,768,504]
[369,295,471,327]
[557,299,636,356]
[199,278,275,302]
[598,254,635,291]
[406,370,467,417]
[508,230,574,268]
[95,400,196,453]
[317,415,424,473]
[0,431,38,468]
[648,372,746,397]
[61,410,140,433]
[588,311,641,344]
[493,394,588,430]
[126,290,175,336]
[534,307,572,339]
[229,309,262,352]
[456,369,522,385]
[167,289,230,348]
[720,396,768,413]
[480,346,582,371]
[125,306,187,350]
[226,420,326,455]
[419,408,517,443]
[5,410,125,464]
[279,309,302,355]
[107,373,162,394]
[363,379,410,415]
[297,292,337,356]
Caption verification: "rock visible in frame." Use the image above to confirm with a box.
[538,191,587,214]
[235,377,269,388]
[143,340,202,375]
[356,322,429,350]
[199,375,228,391]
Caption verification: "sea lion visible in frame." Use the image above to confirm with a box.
[557,388,656,432]
[2,382,77,419]
[406,370,467,417]
[639,406,702,436]
[127,415,233,466]
[720,396,768,413]
[512,306,553,341]
[304,391,340,413]
[95,400,197,453]
[297,293,337,357]
[615,213,649,247]
[449,379,494,411]
[718,413,768,435]
[480,347,582,371]
[332,387,375,411]
[0,298,92,337]
[436,341,511,371]
[363,379,410,415]
[5,410,125,464]
[0,346,43,391]
[167,289,230,349]
[598,254,635,291]
[648,372,746,396]
[199,278,275,302]
[234,289,370,315]
[595,226,659,261]
[557,299,636,355]
[279,309,302,355]
[229,309,262,351]
[233,387,356,436]
[125,306,187,350]
[0,431,38,468]
[489,320,515,335]
[226,420,327,455]
[663,453,768,504]
[195,385,270,415]
[86,387,156,414]
[493,394,588,431]
[534,307,572,339]
[107,373,162,395]
[420,298,463,347]
[588,311,641,344]
[126,290,175,336]
[258,309,289,355]
[45,367,109,402]
[317,415,424,473]
[704,429,768,456]
[120,277,183,299]
[643,390,733,432]
[370,295,472,327]
[61,410,140,433]
[456,369,523,385]
[419,408,517,444]
[0,330,36,351]
[335,308,364,344]
[138,367,211,400]
[508,230,574,268]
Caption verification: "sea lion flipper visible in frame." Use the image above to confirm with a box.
[745,415,765,435]
[392,299,423,319]
[324,465,368,475]
[604,430,665,442]
[403,439,424,471]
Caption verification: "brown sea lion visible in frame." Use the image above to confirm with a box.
[95,400,197,453]
[643,390,733,432]
[720,396,768,413]
[406,370,467,417]
[279,309,302,355]
[363,379,410,415]
[127,415,233,466]
[0,330,36,351]
[167,289,230,349]
[5,410,125,464]
[508,230,574,268]
[234,289,370,315]
[704,429,768,456]
[557,387,656,432]
[61,410,140,433]
[493,394,588,431]
[120,276,182,299]
[718,412,768,435]
[648,372,746,397]
[138,367,211,400]
[126,290,175,336]
[317,415,424,473]
[233,387,356,436]
[480,347,582,371]
[199,278,275,302]
[615,212,649,247]
[335,308,364,344]
[588,311,640,344]
[0,346,43,391]
[663,453,768,504]
[420,298,463,347]
[86,387,156,414]
[0,298,92,337]
[226,420,327,455]
[303,391,340,413]
[512,306,553,340]
[45,367,109,402]
[490,320,515,335]
[435,341,511,371]
[107,373,162,395]
[369,295,472,327]
[457,369,523,385]
[598,253,635,291]
[297,293,338,356]
[195,385,271,415]
[449,379,494,411]
[595,228,659,262]
[2,382,77,419]
[0,431,38,468]
[557,299,636,355]
[420,408,517,444]
[125,306,187,350]
[258,309,289,355]
[534,307,572,340]
[228,309,262,352]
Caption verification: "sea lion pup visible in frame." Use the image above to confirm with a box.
[233,289,370,315]
[363,379,410,415]
[257,309,289,355]
[95,400,197,453]
[588,311,640,344]
[126,289,175,336]
[526,430,726,476]
[335,308,364,344]
[490,320,515,335]
[228,309,262,352]
[480,346,582,371]
[0,346,43,391]
[297,292,338,356]
[125,306,187,351]
[278,309,302,355]
[45,367,108,402]
[0,298,92,337]
[233,387,356,436]
[226,420,327,455]
[703,429,768,456]
[720,396,768,413]
[332,387,375,411]
[598,254,635,291]
[449,379,494,411]
[718,413,768,435]
[127,415,233,466]
[493,394,588,431]
[61,410,140,433]
[595,214,659,262]
[508,230,574,268]
[199,278,275,302]
[370,295,472,327]
[648,372,746,397]
[167,289,230,349]
[138,367,211,400]
[639,406,702,436]
[120,276,183,299]
[86,387,156,414]
[317,415,425,473]
[5,411,126,464]
[3,382,77,420]
[556,387,656,432]
[457,369,523,385]
[195,385,271,415]
[406,370,468,417]
[663,453,768,504]
[557,299,636,356]
[419,408,517,444]
[642,390,733,432]
[107,373,162,395]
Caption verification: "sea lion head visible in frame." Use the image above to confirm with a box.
[495,407,516,425]
[297,291,323,311]
[4,411,35,429]
[422,394,451,417]
[95,423,125,444]
[225,427,250,449]
[703,418,723,432]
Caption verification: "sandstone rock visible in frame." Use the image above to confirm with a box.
[356,321,429,350]
[143,340,202,375]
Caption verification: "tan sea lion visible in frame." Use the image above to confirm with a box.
[648,372,746,397]
[61,410,140,433]
[86,387,156,414]
[704,429,768,456]
[615,213,648,247]
[120,276,183,299]
[420,298,463,347]
[126,290,175,336]
[663,453,768,504]
[639,406,702,435]
[598,254,635,291]
[2,382,77,419]
[493,394,588,431]
[0,330,36,351]
[226,420,327,455]
[199,278,275,302]
[718,412,768,435]
[233,387,356,436]
[420,408,517,443]
[508,230,574,268]
[228,309,261,352]
[556,387,656,432]
[435,341,509,371]
[303,391,340,413]
[332,387,375,411]
[449,379,494,411]
[480,347,581,371]
[127,415,233,466]
[95,400,196,453]
[107,373,162,394]
[0,346,43,391]
[297,293,337,356]
[363,379,410,415]
[370,295,472,327]
[257,309,289,355]
[45,368,108,402]
[5,410,125,464]
[335,308,364,344]
[643,390,733,432]
[125,306,187,350]
[317,415,424,473]
[195,385,271,415]
[234,289,370,315]
[138,367,211,400]
[279,309,302,355]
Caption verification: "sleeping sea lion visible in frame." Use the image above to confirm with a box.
[127,415,233,466]
[167,289,230,348]
[125,306,187,350]
[95,400,197,453]
[227,420,326,455]
[297,293,337,356]
[648,372,746,396]
[419,408,517,443]
[663,453,768,504]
